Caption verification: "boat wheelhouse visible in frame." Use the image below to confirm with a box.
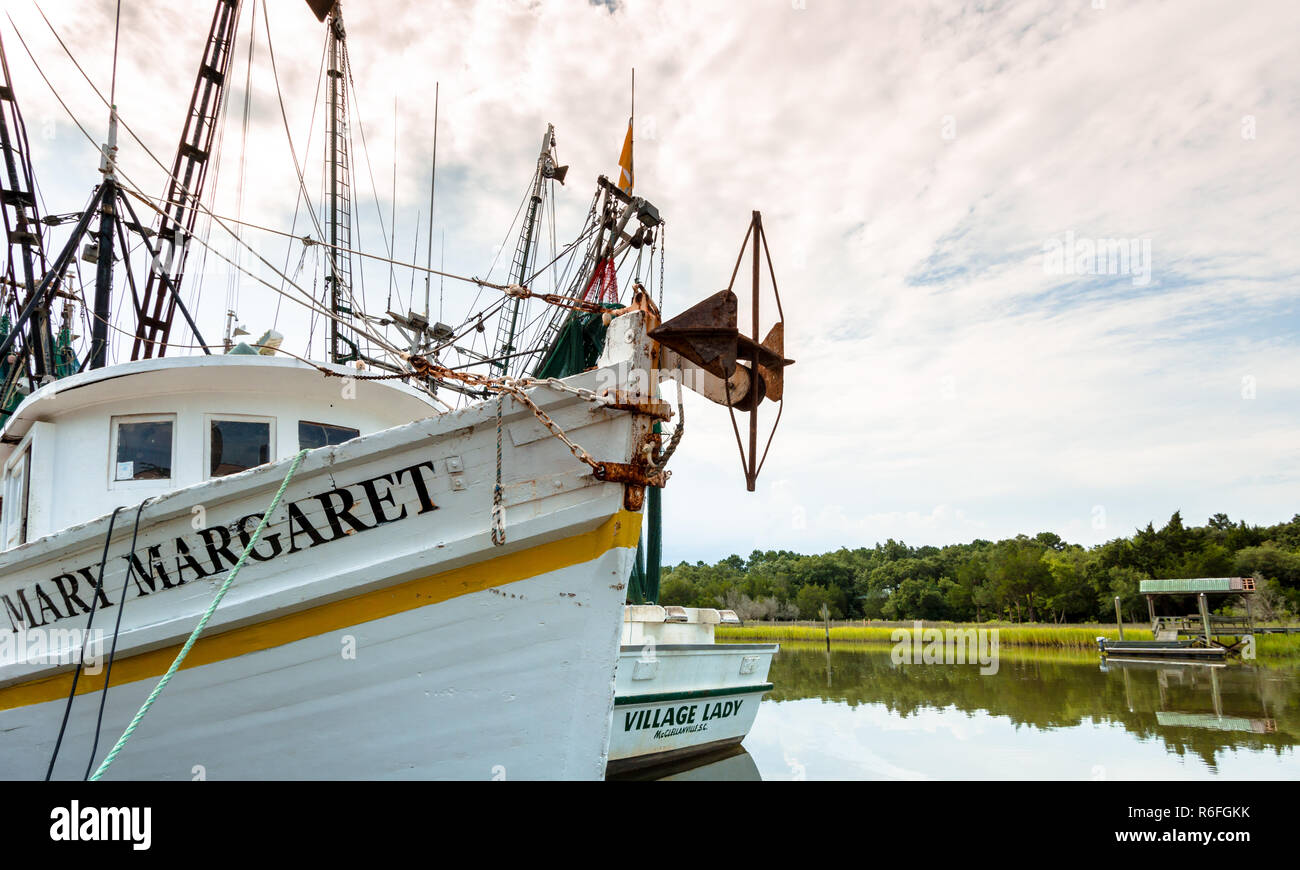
[1,354,439,548]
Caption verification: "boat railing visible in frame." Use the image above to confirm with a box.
[1152,614,1254,637]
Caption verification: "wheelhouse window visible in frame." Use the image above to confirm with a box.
[3,446,31,548]
[208,417,273,478]
[298,420,360,450]
[112,415,174,481]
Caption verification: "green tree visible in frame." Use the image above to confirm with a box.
[795,584,843,620]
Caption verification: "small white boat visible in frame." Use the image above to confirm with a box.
[606,604,777,775]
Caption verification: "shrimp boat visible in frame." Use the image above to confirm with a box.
[0,1,790,780]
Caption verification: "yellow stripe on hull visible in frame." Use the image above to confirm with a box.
[0,509,642,712]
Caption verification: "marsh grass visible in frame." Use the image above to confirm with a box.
[1257,633,1300,665]
[715,621,1142,649]
[764,638,1102,665]
[717,620,1300,658]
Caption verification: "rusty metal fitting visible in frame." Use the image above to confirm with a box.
[598,390,673,421]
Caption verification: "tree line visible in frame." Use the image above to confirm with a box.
[659,512,1300,623]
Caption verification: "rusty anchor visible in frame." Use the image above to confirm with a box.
[648,211,793,491]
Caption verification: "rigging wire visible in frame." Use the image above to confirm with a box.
[469,179,533,314]
[5,17,409,363]
[343,81,372,358]
[407,211,420,305]
[13,7,624,380]
[340,34,401,354]
[335,48,399,309]
[69,300,455,408]
[260,1,348,330]
[387,96,396,313]
[126,193,517,292]
[227,0,258,320]
[424,81,439,318]
[273,33,328,330]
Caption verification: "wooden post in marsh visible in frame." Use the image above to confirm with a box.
[1113,596,1124,641]
[820,603,831,652]
[1198,593,1213,646]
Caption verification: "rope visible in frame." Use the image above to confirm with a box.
[655,373,686,471]
[45,505,125,780]
[89,450,309,781]
[86,496,151,779]
[491,393,506,546]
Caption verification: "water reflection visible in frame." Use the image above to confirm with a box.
[668,644,1299,780]
[607,744,763,781]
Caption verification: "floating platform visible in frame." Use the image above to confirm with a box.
[1097,638,1229,659]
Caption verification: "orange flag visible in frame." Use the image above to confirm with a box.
[617,119,634,194]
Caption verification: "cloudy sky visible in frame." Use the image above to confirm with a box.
[3,0,1298,562]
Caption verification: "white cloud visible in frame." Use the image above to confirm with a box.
[6,0,1298,562]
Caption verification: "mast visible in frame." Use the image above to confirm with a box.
[130,0,243,360]
[492,123,565,373]
[0,29,53,397]
[324,3,357,364]
[88,109,118,369]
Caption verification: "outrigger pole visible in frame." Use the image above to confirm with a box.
[87,109,118,369]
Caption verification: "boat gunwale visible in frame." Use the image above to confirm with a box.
[612,682,775,707]
[618,643,780,653]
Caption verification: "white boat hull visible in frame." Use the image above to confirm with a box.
[5,545,635,780]
[0,313,660,780]
[607,642,777,774]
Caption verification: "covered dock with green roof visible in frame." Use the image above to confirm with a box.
[1139,577,1255,643]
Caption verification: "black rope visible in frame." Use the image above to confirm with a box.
[44,504,125,781]
[84,497,151,780]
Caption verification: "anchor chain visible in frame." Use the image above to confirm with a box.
[302,347,674,522]
[491,393,506,546]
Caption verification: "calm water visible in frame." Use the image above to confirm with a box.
[635,644,1300,781]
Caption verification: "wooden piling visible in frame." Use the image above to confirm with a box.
[1114,596,1124,641]
[1198,593,1212,646]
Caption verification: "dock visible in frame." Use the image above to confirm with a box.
[1098,577,1269,660]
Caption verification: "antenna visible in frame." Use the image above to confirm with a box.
[630,67,634,187]
[424,82,439,318]
[387,95,396,312]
